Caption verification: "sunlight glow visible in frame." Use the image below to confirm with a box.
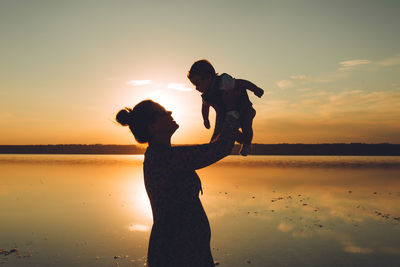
[128,224,150,232]
[146,88,184,124]
[129,185,153,221]
[167,83,192,92]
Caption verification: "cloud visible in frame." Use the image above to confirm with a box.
[125,80,193,92]
[290,74,309,81]
[167,83,192,92]
[300,90,328,98]
[322,90,400,117]
[377,54,400,67]
[314,72,350,83]
[276,80,293,88]
[254,88,400,143]
[276,75,310,90]
[127,80,152,86]
[338,59,371,71]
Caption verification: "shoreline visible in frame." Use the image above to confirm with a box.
[0,144,400,156]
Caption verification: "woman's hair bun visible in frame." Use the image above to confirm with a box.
[116,108,133,126]
[115,100,157,144]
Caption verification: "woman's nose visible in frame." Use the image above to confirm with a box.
[167,111,172,115]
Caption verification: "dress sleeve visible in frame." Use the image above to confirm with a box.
[152,114,239,172]
[219,73,236,91]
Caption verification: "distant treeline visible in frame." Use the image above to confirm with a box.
[1,143,399,156]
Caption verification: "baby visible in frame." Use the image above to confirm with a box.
[188,59,264,156]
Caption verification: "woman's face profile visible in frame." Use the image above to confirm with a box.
[148,103,179,137]
[190,74,212,93]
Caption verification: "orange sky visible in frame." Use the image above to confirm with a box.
[1,1,399,144]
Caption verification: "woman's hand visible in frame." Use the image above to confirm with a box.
[222,89,240,111]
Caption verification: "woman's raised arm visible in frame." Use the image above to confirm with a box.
[145,89,241,172]
[152,113,239,171]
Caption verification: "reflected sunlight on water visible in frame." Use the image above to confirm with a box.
[0,155,399,266]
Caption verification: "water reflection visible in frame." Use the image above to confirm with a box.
[198,161,400,266]
[0,155,399,266]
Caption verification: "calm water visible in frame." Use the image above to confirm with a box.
[1,155,400,267]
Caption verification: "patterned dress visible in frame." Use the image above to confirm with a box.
[144,114,239,267]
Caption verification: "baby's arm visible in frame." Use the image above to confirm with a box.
[235,79,264,98]
[202,101,211,129]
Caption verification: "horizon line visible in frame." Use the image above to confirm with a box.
[0,143,399,146]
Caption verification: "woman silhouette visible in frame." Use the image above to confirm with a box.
[116,91,239,267]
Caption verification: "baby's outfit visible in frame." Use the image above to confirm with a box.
[201,73,253,156]
[201,73,253,113]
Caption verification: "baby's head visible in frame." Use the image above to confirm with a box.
[187,59,216,93]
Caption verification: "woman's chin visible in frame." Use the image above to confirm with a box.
[173,122,179,132]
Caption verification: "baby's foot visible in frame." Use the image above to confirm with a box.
[235,130,243,144]
[240,144,251,156]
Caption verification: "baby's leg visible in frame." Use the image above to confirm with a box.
[240,107,256,145]
[235,129,244,144]
[211,111,244,144]
[239,107,256,156]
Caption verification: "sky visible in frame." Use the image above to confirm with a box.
[1,0,399,145]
